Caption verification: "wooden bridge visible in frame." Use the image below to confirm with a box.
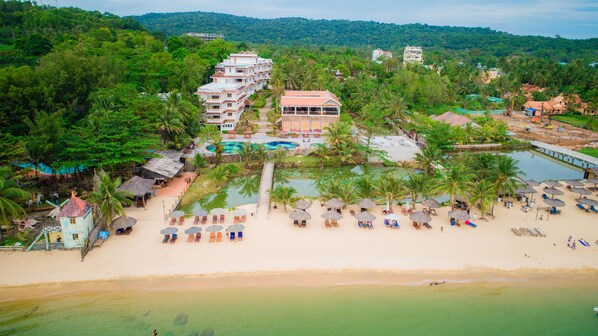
[530,141,598,169]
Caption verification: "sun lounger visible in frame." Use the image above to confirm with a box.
[170,233,178,243]
[332,220,339,227]
[219,214,225,224]
[124,227,132,235]
[579,239,589,247]
[350,210,356,216]
[519,228,530,236]
[212,215,217,224]
[401,208,408,216]
[576,204,587,211]
[589,206,598,214]
[170,218,176,226]
[230,232,236,241]
[162,234,170,243]
[294,220,299,226]
[209,232,216,243]
[430,209,437,216]
[385,219,391,227]
[464,220,477,228]
[194,233,201,242]
[528,228,538,237]
[542,194,549,199]
[179,217,184,225]
[412,222,420,230]
[201,216,207,224]
[407,209,414,215]
[115,228,124,235]
[534,228,546,237]
[234,216,239,224]
[301,220,307,227]
[187,234,194,243]
[193,216,200,225]
[450,219,456,227]
[237,231,243,241]
[216,232,223,242]
[325,219,331,228]
[511,228,521,236]
[241,214,247,222]
[423,223,432,229]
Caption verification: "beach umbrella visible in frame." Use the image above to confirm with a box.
[565,180,584,187]
[570,187,592,197]
[354,211,376,222]
[192,208,208,217]
[231,208,248,216]
[321,210,343,220]
[525,180,541,187]
[544,181,563,188]
[448,210,470,221]
[210,208,228,215]
[385,213,401,221]
[585,178,598,186]
[205,225,224,232]
[357,198,377,209]
[184,226,202,234]
[543,198,565,207]
[515,186,537,195]
[169,210,185,218]
[112,216,137,230]
[454,194,468,203]
[293,199,312,210]
[289,209,311,221]
[409,211,431,223]
[160,227,178,235]
[227,224,245,232]
[577,198,598,207]
[421,199,441,209]
[543,187,564,198]
[324,198,345,209]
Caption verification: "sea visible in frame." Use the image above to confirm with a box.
[1,277,597,336]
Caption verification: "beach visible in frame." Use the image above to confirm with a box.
[1,180,598,288]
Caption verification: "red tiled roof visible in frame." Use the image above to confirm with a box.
[211,70,225,78]
[57,191,92,219]
[281,91,341,107]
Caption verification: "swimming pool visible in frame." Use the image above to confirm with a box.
[206,141,300,154]
[14,162,84,175]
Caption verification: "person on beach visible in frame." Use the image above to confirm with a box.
[153,329,158,336]
[473,213,477,220]
[440,226,444,233]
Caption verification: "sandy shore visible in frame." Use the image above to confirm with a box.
[1,182,598,288]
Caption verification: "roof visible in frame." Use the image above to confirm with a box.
[196,82,244,93]
[57,192,92,219]
[118,176,155,197]
[154,150,183,162]
[525,101,553,110]
[281,91,341,107]
[141,150,184,179]
[431,112,474,127]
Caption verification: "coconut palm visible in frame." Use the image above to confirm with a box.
[375,175,404,212]
[87,171,133,229]
[491,155,523,213]
[403,173,430,210]
[157,108,185,144]
[471,153,496,181]
[0,174,30,240]
[273,147,287,163]
[207,165,230,187]
[435,164,472,210]
[324,122,353,152]
[269,185,297,211]
[212,137,225,166]
[337,183,359,208]
[311,145,330,168]
[468,180,495,220]
[239,142,254,164]
[253,144,268,164]
[337,143,356,164]
[191,153,207,173]
[353,175,377,199]
[414,145,443,176]
[318,180,345,201]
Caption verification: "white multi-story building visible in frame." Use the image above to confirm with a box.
[196,52,272,131]
[372,48,393,63]
[184,32,225,42]
[403,46,423,65]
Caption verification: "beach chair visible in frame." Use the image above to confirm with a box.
[325,219,331,228]
[350,210,356,217]
[412,222,420,230]
[579,239,589,247]
[194,233,201,243]
[534,228,546,237]
[162,235,170,243]
[209,232,216,243]
[170,218,176,226]
[542,194,549,200]
[234,216,240,224]
[423,223,432,229]
[519,228,530,236]
[230,232,236,241]
[430,209,438,216]
[201,216,207,224]
[237,231,244,241]
[407,209,414,215]
[384,219,391,227]
[241,214,247,222]
[576,204,587,211]
[124,227,132,235]
[115,228,124,235]
[179,217,184,225]
[193,216,200,225]
[332,220,339,227]
[219,214,225,224]
[401,208,408,216]
[187,234,194,243]
[212,215,217,224]
[450,218,456,227]
[589,206,598,214]
[170,234,178,243]
[216,232,223,242]
[293,220,299,226]
[464,220,477,228]
[511,228,521,236]
[301,220,307,228]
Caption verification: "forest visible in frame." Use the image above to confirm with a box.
[135,11,598,61]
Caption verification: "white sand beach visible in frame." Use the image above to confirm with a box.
[1,182,598,288]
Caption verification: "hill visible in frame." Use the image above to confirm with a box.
[134,11,598,60]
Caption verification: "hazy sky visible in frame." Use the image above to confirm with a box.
[54,0,598,39]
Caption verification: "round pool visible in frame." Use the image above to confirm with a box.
[205,141,300,154]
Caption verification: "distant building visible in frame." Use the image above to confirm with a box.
[372,48,393,63]
[482,67,503,83]
[184,32,224,42]
[56,192,94,249]
[195,52,272,131]
[280,91,342,135]
[403,46,423,65]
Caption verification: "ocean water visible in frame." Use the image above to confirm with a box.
[1,281,597,336]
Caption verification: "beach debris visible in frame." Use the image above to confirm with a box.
[201,328,215,336]
[143,310,151,317]
[123,315,136,322]
[429,281,446,287]
[174,313,188,326]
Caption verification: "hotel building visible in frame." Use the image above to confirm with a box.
[403,46,423,65]
[280,91,342,134]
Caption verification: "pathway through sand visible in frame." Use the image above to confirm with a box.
[257,162,274,220]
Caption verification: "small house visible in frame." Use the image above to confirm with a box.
[56,192,94,249]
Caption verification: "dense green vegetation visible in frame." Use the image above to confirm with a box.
[135,11,598,60]
[551,114,598,131]
[578,148,598,159]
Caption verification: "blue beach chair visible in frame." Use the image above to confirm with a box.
[230,232,236,241]
[589,206,598,214]
[237,231,244,241]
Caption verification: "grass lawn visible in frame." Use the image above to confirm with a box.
[551,114,587,128]
[578,147,598,158]
[177,170,219,212]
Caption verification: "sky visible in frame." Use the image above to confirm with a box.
[53,0,598,39]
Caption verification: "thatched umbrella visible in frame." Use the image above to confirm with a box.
[543,187,564,199]
[542,198,565,221]
[421,199,441,209]
[321,210,343,220]
[357,198,376,209]
[565,180,584,187]
[324,198,345,209]
[577,198,598,207]
[205,225,223,232]
[210,208,228,215]
[112,216,137,230]
[525,180,541,187]
[184,226,202,234]
[160,227,178,235]
[515,186,537,202]
[409,211,431,223]
[289,210,311,221]
[354,211,376,222]
[294,199,312,210]
[586,178,598,186]
[192,208,208,217]
[570,187,592,197]
[169,210,185,218]
[448,210,470,221]
[544,181,563,188]
[227,224,245,232]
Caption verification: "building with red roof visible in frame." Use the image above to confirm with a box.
[280,91,342,134]
[57,192,95,249]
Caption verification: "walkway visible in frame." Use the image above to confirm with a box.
[256,162,275,220]
[530,141,598,169]
[255,95,273,133]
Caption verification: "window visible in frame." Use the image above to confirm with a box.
[72,233,79,240]
[211,95,219,100]
[227,94,232,98]
[70,218,76,224]
[227,103,232,107]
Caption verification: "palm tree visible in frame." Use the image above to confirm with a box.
[318,180,344,201]
[468,180,495,220]
[491,156,523,214]
[403,173,430,210]
[414,145,443,176]
[191,153,206,173]
[385,94,408,124]
[269,185,297,211]
[157,109,185,144]
[0,174,30,240]
[353,175,377,199]
[273,147,287,163]
[471,153,496,181]
[435,164,472,210]
[212,137,225,166]
[311,145,330,168]
[253,144,268,164]
[337,183,358,208]
[239,142,254,164]
[376,175,404,212]
[337,143,356,164]
[207,165,230,187]
[324,122,353,152]
[87,171,133,229]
